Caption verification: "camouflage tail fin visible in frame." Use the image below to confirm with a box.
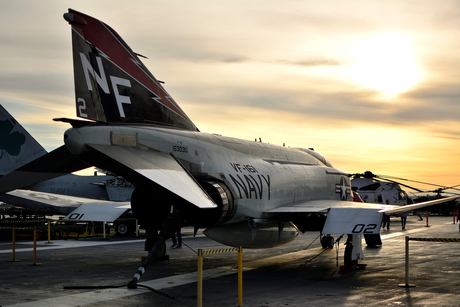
[0,105,47,175]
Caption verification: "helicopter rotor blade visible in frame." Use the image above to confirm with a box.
[376,174,447,188]
[375,174,460,194]
[376,176,424,192]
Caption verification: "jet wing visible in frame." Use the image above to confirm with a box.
[2,189,130,221]
[265,196,460,235]
[87,144,217,209]
[379,196,460,213]
[63,203,130,222]
[265,199,394,213]
[265,200,389,234]
[265,195,460,214]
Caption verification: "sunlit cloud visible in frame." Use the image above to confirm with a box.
[0,0,459,190]
[346,34,422,97]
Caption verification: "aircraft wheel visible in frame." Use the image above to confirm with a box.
[321,235,334,248]
[364,234,382,247]
[117,224,128,235]
[154,240,167,260]
[145,233,167,260]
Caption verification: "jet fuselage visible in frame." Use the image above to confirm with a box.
[64,124,352,224]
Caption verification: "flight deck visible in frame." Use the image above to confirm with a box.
[1,215,460,306]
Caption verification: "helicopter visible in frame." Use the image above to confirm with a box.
[351,171,460,214]
[350,171,414,205]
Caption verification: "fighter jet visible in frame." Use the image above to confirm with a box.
[0,104,131,220]
[0,10,457,271]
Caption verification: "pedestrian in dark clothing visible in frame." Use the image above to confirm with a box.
[401,211,407,230]
[382,200,391,230]
[170,205,182,248]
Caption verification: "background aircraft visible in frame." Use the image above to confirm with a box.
[0,104,132,222]
[351,171,459,213]
[351,171,412,206]
[0,10,457,275]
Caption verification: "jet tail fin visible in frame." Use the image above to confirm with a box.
[0,104,47,175]
[63,9,198,131]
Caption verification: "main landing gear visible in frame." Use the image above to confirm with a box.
[321,235,335,249]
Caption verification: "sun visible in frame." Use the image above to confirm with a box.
[347,34,422,96]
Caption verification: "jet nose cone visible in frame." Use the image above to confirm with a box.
[64,128,85,154]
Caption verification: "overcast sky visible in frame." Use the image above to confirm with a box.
[1,0,459,193]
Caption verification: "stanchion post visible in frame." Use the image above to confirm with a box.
[46,220,52,244]
[12,225,16,261]
[197,247,242,305]
[198,249,203,307]
[399,236,415,287]
[405,236,409,285]
[33,226,37,265]
[238,246,243,307]
[425,210,430,227]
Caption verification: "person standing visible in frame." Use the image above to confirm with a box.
[401,211,407,230]
[382,200,391,230]
[170,205,182,248]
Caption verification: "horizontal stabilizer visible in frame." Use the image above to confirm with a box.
[88,144,217,209]
[64,203,130,222]
[0,145,90,194]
